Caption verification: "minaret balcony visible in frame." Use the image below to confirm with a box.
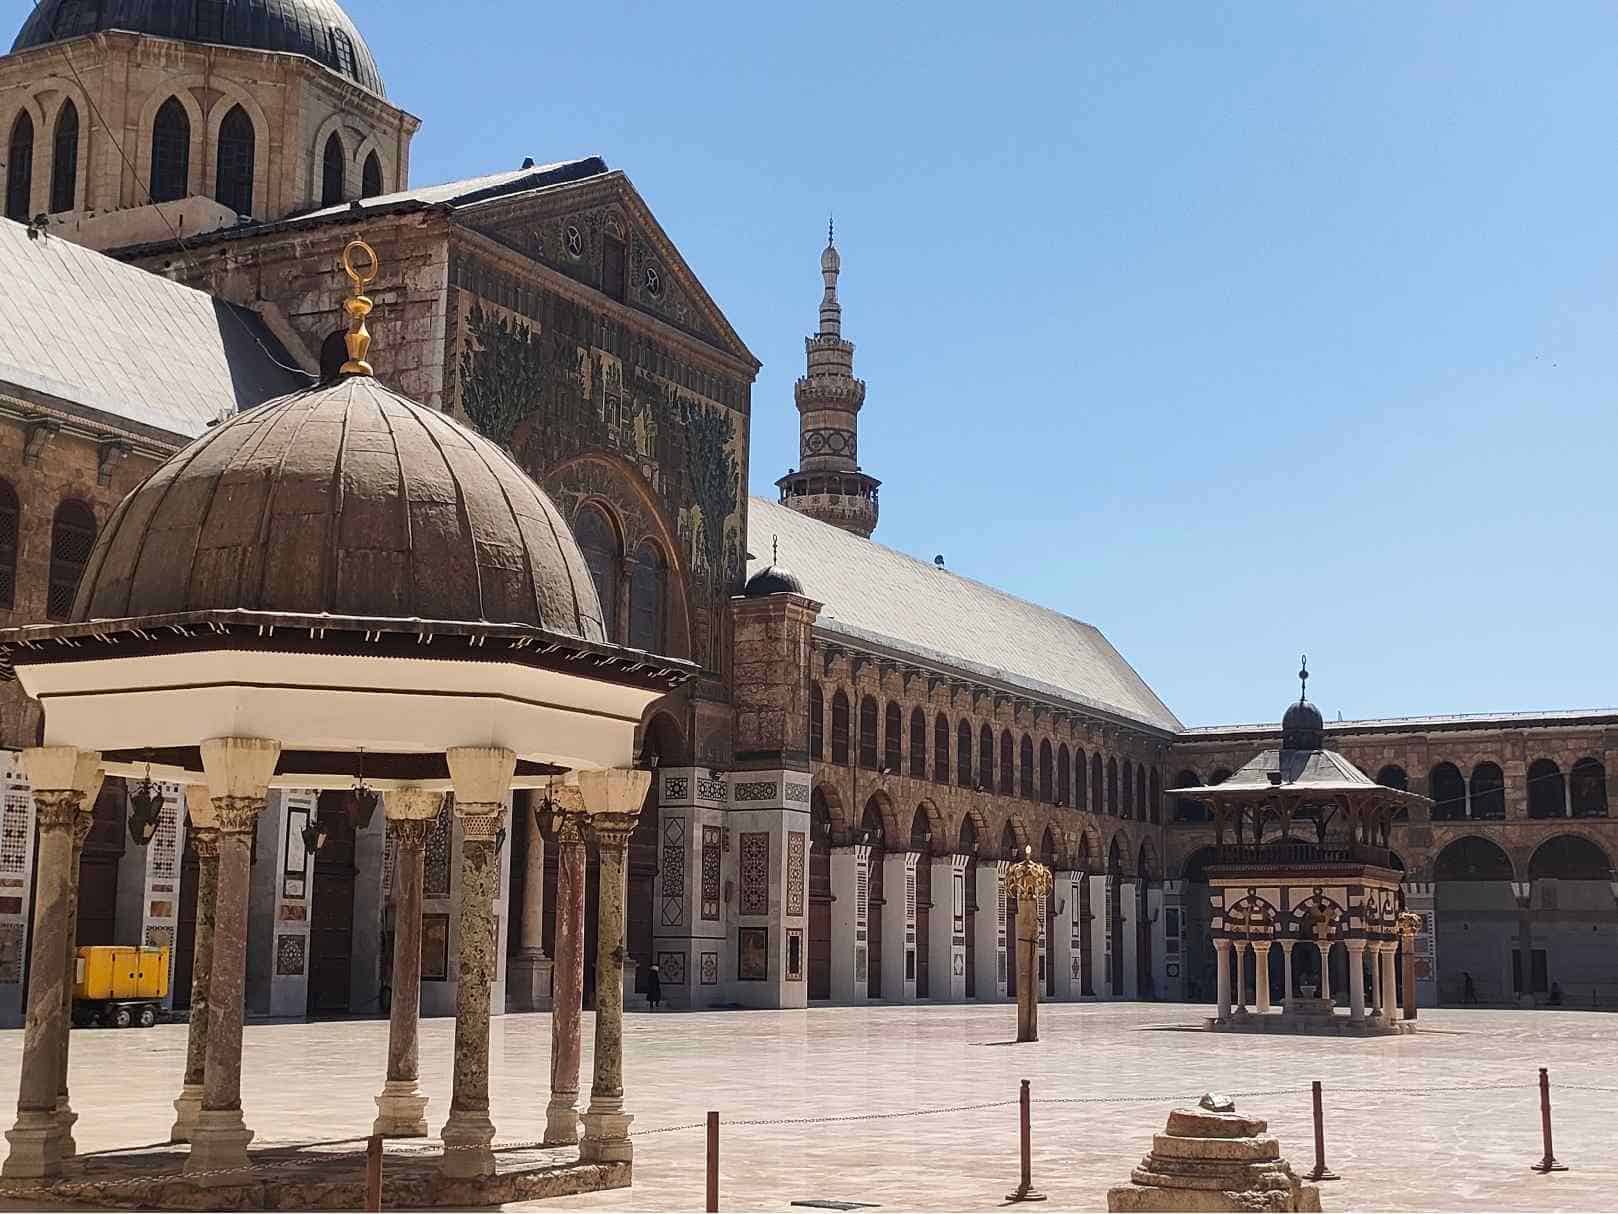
[794,377,866,407]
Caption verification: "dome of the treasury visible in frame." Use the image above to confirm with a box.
[71,374,608,642]
[12,0,386,95]
[744,563,806,598]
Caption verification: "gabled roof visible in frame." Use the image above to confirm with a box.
[0,218,301,441]
[747,497,1182,733]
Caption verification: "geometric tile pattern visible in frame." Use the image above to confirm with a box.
[739,832,770,916]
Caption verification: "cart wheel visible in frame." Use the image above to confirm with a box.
[109,1005,133,1029]
[137,1004,157,1029]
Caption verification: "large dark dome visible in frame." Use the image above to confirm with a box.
[13,0,385,95]
[71,376,607,641]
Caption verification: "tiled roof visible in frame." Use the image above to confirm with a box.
[0,218,301,439]
[1182,707,1618,738]
[747,497,1182,733]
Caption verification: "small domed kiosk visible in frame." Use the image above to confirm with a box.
[1167,659,1428,1036]
[0,241,694,1206]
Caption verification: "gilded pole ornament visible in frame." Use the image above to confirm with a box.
[340,238,380,377]
[1395,910,1422,940]
[1005,845,1052,901]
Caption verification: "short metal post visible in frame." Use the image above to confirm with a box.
[364,1134,383,1211]
[1306,1080,1338,1182]
[706,1110,719,1212]
[1531,1068,1568,1172]
[1005,1078,1046,1202]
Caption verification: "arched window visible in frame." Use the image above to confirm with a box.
[1075,749,1087,809]
[1428,762,1466,821]
[933,714,949,784]
[1529,834,1613,880]
[1091,753,1103,813]
[1470,762,1505,820]
[1056,743,1070,807]
[978,725,994,791]
[46,500,95,621]
[909,708,926,779]
[49,101,77,214]
[573,504,620,640]
[1106,757,1119,816]
[859,697,878,769]
[1375,765,1408,791]
[1173,770,1206,822]
[809,683,824,761]
[1038,740,1053,804]
[321,132,346,207]
[214,104,254,215]
[150,97,190,203]
[1137,767,1147,821]
[1019,735,1034,800]
[0,479,17,610]
[883,702,901,772]
[1121,759,1134,818]
[956,720,972,786]
[1149,768,1161,824]
[1527,759,1565,819]
[6,111,33,221]
[628,542,666,652]
[999,730,1014,797]
[361,150,383,198]
[1571,758,1607,818]
[831,691,850,765]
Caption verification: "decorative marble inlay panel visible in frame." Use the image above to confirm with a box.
[0,770,30,877]
[701,825,721,921]
[783,781,811,806]
[149,786,181,882]
[700,951,719,985]
[275,933,305,977]
[733,780,776,803]
[786,927,803,981]
[697,776,728,802]
[786,831,806,917]
[424,797,453,898]
[738,926,767,980]
[0,922,21,983]
[661,815,686,928]
[664,776,690,802]
[144,925,174,954]
[657,950,686,986]
[739,832,770,916]
[856,864,868,927]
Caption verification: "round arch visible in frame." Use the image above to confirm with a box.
[636,707,687,768]
[1178,845,1218,883]
[957,806,987,856]
[1137,838,1160,882]
[911,799,944,851]
[812,782,851,840]
[1433,835,1515,882]
[999,814,1030,858]
[1038,824,1061,867]
[861,790,901,850]
[1528,833,1613,881]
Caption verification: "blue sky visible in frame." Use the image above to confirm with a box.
[379,4,1609,723]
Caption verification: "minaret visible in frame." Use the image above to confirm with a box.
[776,222,880,538]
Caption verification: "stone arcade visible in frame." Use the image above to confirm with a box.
[0,247,692,1206]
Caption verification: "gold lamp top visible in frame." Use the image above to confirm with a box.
[339,238,379,378]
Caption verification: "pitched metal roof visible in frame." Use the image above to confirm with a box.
[1181,706,1618,739]
[747,497,1182,733]
[0,218,301,440]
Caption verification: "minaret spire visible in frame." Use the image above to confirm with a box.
[776,225,880,538]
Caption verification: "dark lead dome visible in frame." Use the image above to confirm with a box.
[1281,698,1325,752]
[71,375,607,640]
[13,0,386,95]
[744,564,805,598]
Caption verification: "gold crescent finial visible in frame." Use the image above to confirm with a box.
[339,238,379,377]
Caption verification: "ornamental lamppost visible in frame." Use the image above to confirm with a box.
[1006,846,1053,1043]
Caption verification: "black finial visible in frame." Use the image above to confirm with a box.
[772,534,779,565]
[827,214,834,246]
[1298,654,1309,703]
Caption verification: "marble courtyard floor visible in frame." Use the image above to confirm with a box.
[0,1002,1613,1211]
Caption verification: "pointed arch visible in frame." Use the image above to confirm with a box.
[214,103,255,215]
[49,99,77,213]
[958,804,989,855]
[911,800,944,851]
[861,791,900,850]
[362,149,384,198]
[149,96,191,202]
[1039,825,1060,867]
[321,130,346,206]
[6,110,34,221]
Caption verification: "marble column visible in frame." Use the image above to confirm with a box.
[54,793,97,1156]
[1253,942,1272,1013]
[185,737,280,1183]
[3,747,100,1181]
[509,794,552,1012]
[1317,941,1332,1003]
[1014,894,1040,1041]
[373,789,441,1138]
[1214,939,1231,1021]
[171,791,219,1143]
[579,767,653,1166]
[1233,942,1247,1012]
[545,800,589,1145]
[439,747,515,1180]
[1370,940,1384,1017]
[1381,946,1399,1025]
[1280,940,1294,1007]
[1346,942,1366,1020]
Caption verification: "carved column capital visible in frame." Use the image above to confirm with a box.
[553,810,590,847]
[70,806,95,848]
[454,803,505,843]
[32,791,83,833]
[189,826,220,861]
[211,795,263,835]
[586,812,639,853]
[387,817,433,850]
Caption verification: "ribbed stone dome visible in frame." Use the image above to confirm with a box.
[13,0,385,95]
[72,376,606,640]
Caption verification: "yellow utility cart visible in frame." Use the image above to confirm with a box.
[71,945,169,1028]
